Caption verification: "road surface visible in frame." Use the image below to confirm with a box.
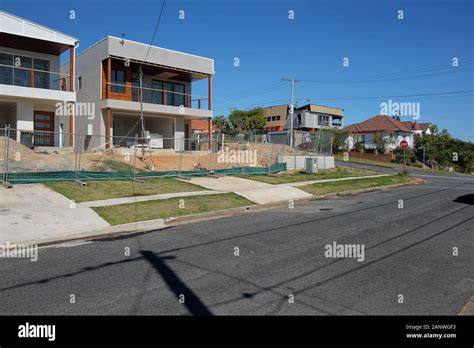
[0,165,473,315]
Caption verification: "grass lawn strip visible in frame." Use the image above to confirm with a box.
[93,192,253,225]
[299,174,415,196]
[237,167,378,185]
[44,177,205,203]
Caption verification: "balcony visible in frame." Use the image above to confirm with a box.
[101,57,212,118]
[0,53,75,102]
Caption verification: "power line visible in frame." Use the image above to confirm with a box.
[298,89,474,101]
[144,0,167,62]
[301,62,474,84]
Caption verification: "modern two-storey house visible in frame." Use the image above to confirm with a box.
[69,36,214,151]
[0,11,78,147]
[262,104,344,132]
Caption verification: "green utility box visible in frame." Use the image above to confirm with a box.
[305,157,318,174]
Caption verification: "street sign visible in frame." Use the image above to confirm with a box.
[400,140,409,149]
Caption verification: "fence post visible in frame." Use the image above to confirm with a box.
[178,135,184,177]
[208,135,212,173]
[74,131,83,181]
[4,126,10,182]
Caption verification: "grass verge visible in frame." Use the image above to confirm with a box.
[44,178,205,203]
[236,167,378,184]
[299,174,416,196]
[334,155,396,168]
[93,192,253,225]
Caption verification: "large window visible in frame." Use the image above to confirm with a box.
[150,79,185,107]
[33,58,50,89]
[111,68,125,93]
[319,115,330,127]
[0,53,13,85]
[151,80,163,104]
[14,56,32,87]
[0,53,51,88]
[174,83,185,107]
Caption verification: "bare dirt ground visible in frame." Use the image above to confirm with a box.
[0,138,310,172]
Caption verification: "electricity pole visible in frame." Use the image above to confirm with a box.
[138,66,145,158]
[282,78,301,148]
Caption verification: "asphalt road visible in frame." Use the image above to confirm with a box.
[0,166,473,315]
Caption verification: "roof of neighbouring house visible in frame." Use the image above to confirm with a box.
[400,121,432,132]
[343,115,414,134]
[295,104,344,116]
[418,123,432,132]
[191,119,210,131]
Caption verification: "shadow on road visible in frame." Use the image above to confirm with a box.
[140,250,213,316]
[453,194,474,205]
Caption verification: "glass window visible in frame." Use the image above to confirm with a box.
[111,68,125,93]
[174,83,185,107]
[14,56,32,87]
[163,82,173,105]
[33,58,50,89]
[0,53,13,66]
[132,78,140,101]
[151,80,163,104]
[0,53,13,84]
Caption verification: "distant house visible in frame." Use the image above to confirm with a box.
[261,103,344,132]
[401,121,432,135]
[343,115,428,151]
[191,119,210,134]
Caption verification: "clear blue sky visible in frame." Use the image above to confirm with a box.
[2,0,473,140]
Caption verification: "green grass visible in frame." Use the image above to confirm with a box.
[44,178,206,203]
[299,174,416,196]
[334,155,396,168]
[93,193,253,225]
[236,167,378,184]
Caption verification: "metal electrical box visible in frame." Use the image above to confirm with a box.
[305,157,318,174]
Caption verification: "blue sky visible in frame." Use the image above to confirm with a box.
[2,0,473,140]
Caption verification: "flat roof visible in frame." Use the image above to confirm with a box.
[0,11,78,49]
[77,36,214,76]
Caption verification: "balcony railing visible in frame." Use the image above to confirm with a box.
[106,82,209,109]
[0,63,72,91]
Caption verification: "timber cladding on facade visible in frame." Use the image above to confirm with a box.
[262,105,288,130]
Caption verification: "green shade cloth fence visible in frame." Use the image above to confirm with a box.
[3,163,287,184]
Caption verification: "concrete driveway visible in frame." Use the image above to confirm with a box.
[185,176,312,204]
[0,184,109,244]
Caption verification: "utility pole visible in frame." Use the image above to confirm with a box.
[138,66,145,158]
[282,78,301,148]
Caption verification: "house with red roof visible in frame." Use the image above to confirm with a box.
[342,115,431,151]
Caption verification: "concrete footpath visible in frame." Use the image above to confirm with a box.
[184,176,313,204]
[0,184,109,244]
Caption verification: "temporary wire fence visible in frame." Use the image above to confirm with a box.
[0,126,288,184]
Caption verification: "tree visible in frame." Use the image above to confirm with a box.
[412,125,474,173]
[228,108,266,133]
[374,132,388,154]
[330,129,348,153]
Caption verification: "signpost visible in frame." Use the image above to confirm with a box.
[400,139,409,172]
